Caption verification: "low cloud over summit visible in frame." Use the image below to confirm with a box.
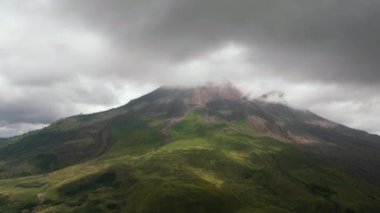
[1,0,380,136]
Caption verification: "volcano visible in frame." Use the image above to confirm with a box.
[0,83,379,212]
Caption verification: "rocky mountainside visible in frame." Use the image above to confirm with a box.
[0,83,379,212]
[129,83,380,185]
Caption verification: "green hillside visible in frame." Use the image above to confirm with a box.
[0,85,379,212]
[0,111,378,212]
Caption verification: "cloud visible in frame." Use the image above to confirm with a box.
[0,0,379,137]
[56,0,380,85]
[0,122,48,138]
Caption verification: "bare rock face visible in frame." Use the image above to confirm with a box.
[146,82,246,107]
[188,82,245,105]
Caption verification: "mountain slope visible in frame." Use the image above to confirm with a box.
[0,83,379,212]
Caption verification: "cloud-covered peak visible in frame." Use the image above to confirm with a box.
[0,0,379,137]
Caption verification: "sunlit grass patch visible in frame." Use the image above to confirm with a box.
[189,167,224,188]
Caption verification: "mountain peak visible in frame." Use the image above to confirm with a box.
[189,82,244,105]
[157,81,245,106]
[1,82,380,212]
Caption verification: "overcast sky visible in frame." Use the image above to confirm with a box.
[1,0,380,137]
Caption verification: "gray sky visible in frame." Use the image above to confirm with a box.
[1,0,380,137]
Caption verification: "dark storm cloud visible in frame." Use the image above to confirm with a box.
[58,0,380,85]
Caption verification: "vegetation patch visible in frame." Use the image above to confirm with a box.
[16,181,45,188]
[307,183,336,198]
[29,153,58,171]
[58,171,118,196]
[0,193,8,205]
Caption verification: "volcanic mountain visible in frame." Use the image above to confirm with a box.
[0,83,379,212]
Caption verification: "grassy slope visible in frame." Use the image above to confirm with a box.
[0,112,379,212]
